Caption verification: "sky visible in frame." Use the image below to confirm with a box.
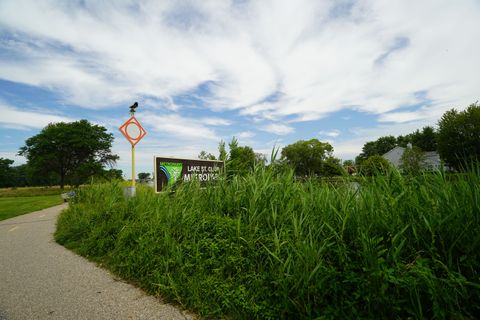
[0,0,479,179]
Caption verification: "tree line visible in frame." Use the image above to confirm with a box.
[200,102,479,177]
[1,103,478,189]
[1,120,121,189]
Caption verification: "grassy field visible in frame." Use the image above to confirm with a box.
[0,186,70,198]
[55,168,480,319]
[0,195,64,221]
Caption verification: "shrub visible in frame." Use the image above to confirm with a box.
[56,167,480,319]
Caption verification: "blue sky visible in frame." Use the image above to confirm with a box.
[0,0,479,178]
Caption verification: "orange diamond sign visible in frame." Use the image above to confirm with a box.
[119,115,147,146]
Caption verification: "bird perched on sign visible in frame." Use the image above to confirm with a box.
[129,102,138,114]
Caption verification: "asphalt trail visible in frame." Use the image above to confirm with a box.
[0,204,194,320]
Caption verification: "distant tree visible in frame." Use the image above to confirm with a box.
[356,136,397,164]
[281,139,335,176]
[342,160,356,175]
[106,169,123,180]
[19,120,119,189]
[0,158,14,188]
[227,137,255,176]
[10,164,29,187]
[397,126,437,151]
[323,156,345,176]
[198,150,216,160]
[360,155,392,176]
[400,146,426,175]
[138,172,150,182]
[437,103,480,170]
[218,140,227,161]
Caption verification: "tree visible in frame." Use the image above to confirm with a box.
[356,136,397,164]
[400,146,426,175]
[323,156,345,176]
[437,103,480,170]
[105,169,123,180]
[0,158,14,188]
[360,155,391,176]
[138,172,151,182]
[218,140,227,161]
[19,120,119,189]
[198,150,216,160]
[281,139,335,176]
[397,126,437,151]
[227,137,255,176]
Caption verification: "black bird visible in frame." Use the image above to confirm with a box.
[129,102,138,113]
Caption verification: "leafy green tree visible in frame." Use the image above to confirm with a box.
[360,155,391,176]
[198,150,216,160]
[400,146,426,175]
[10,164,29,187]
[105,169,123,180]
[323,156,345,176]
[397,126,437,151]
[0,158,14,188]
[227,137,255,176]
[437,103,480,170]
[218,140,227,161]
[19,120,118,189]
[138,172,151,182]
[356,136,397,164]
[281,139,335,176]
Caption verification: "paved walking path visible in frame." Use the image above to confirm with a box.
[0,204,194,320]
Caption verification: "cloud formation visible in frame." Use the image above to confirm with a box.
[0,0,478,122]
[0,101,73,130]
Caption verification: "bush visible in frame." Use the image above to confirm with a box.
[360,155,392,176]
[56,167,480,319]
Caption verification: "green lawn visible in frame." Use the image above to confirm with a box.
[0,195,64,221]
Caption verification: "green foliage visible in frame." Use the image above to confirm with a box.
[105,169,123,180]
[55,167,480,319]
[19,120,119,188]
[198,151,216,160]
[360,155,392,176]
[437,103,480,170]
[400,146,427,175]
[397,126,438,152]
[0,157,14,188]
[281,139,340,176]
[218,140,227,161]
[137,172,151,182]
[227,137,255,176]
[356,136,397,164]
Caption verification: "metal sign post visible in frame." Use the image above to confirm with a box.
[119,102,146,197]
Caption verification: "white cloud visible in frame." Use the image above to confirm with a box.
[0,0,478,135]
[319,129,340,138]
[261,123,294,135]
[200,117,232,126]
[138,113,218,141]
[0,102,74,130]
[237,131,255,139]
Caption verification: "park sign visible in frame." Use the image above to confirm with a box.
[154,157,224,193]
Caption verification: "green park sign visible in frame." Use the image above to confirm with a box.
[154,157,224,192]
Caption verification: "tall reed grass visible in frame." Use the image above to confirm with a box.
[55,166,480,319]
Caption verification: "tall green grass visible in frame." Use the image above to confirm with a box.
[55,167,480,319]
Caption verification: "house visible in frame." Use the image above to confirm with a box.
[382,145,444,171]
